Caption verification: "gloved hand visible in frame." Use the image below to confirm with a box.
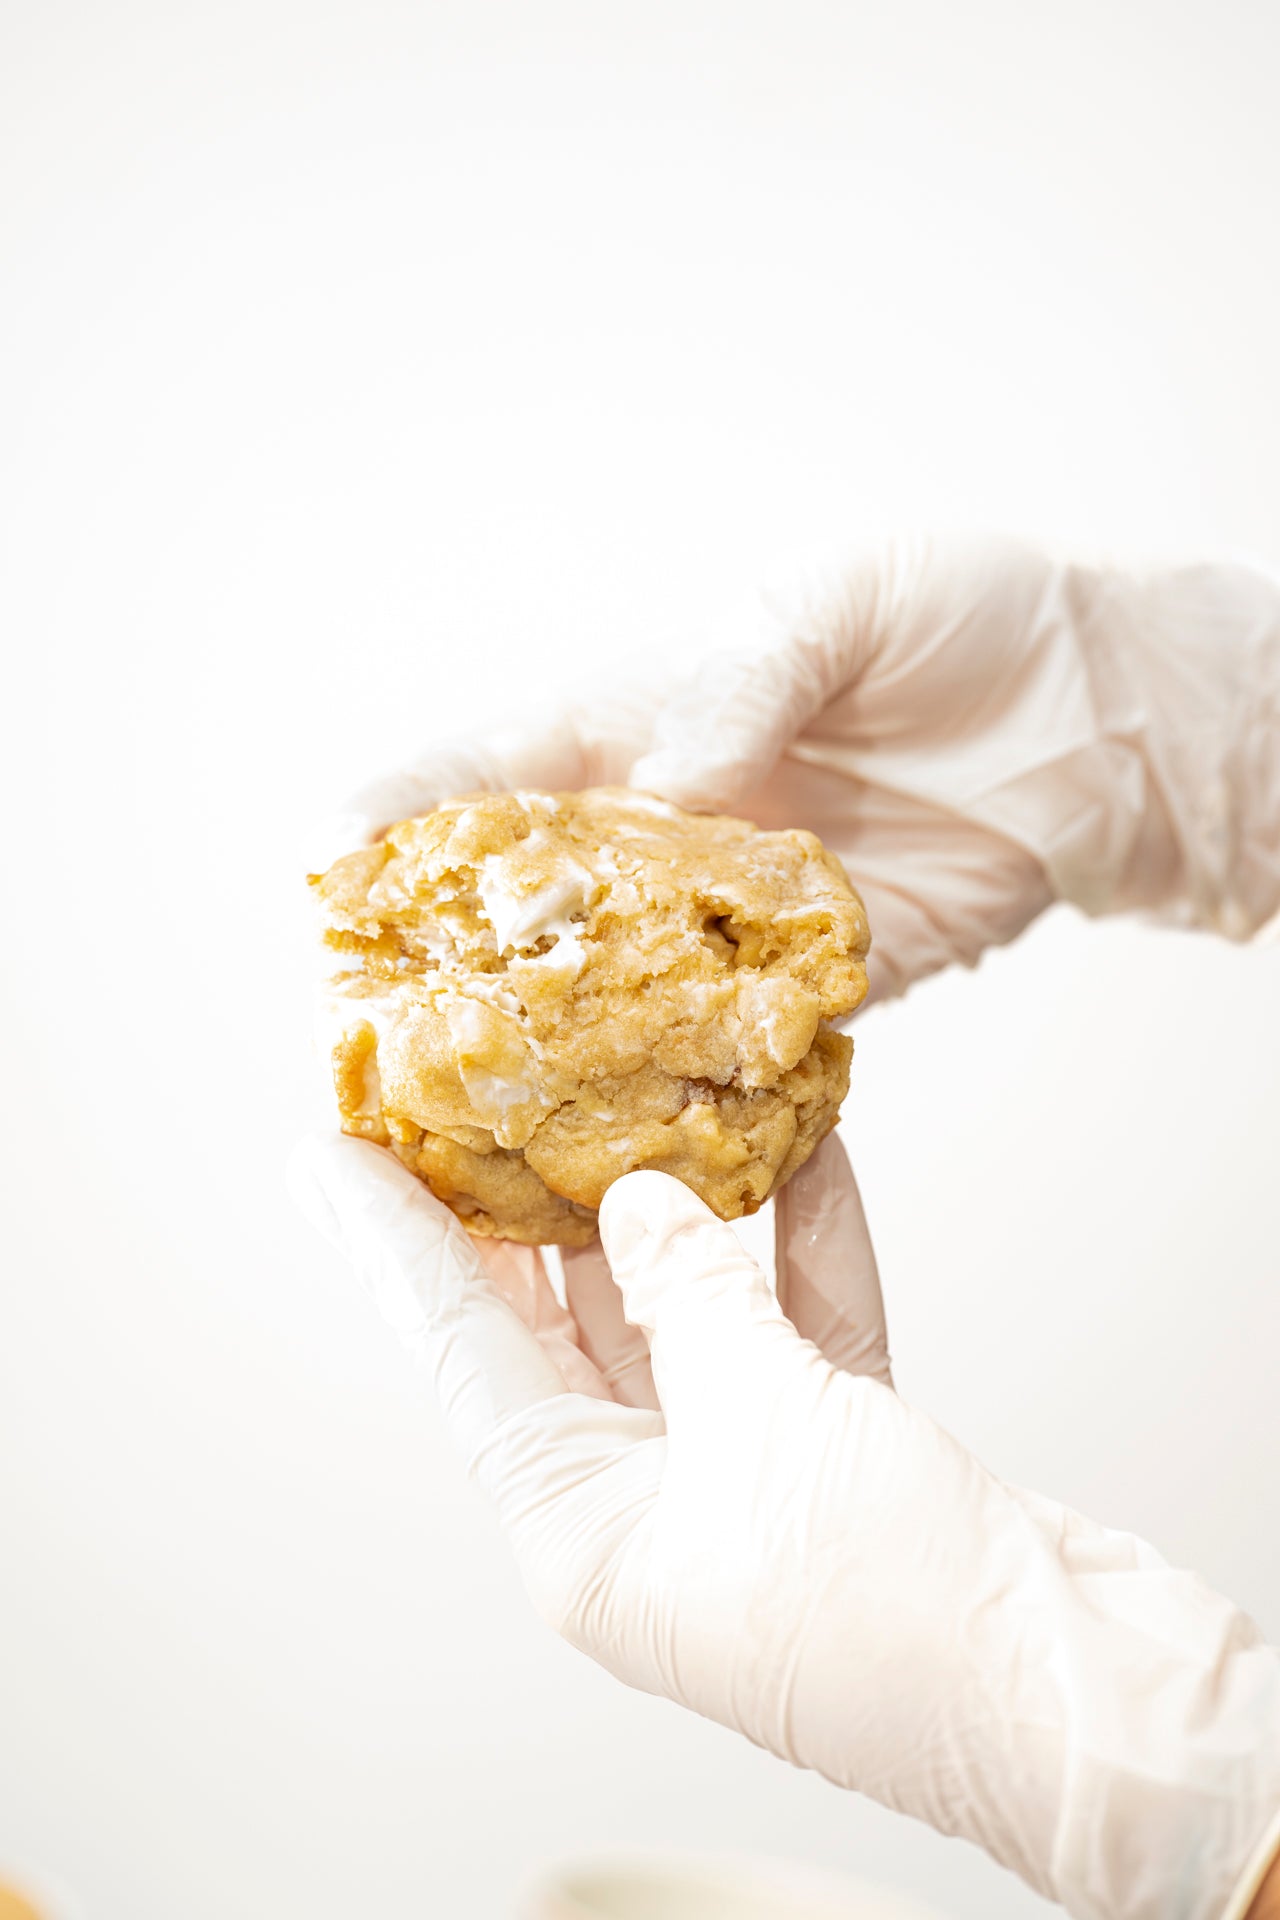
[325,537,1280,1000]
[455,1128,889,1414]
[289,1128,1280,1920]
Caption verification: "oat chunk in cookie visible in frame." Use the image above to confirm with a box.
[312,788,870,1245]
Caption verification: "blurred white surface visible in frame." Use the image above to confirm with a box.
[1,3,1277,1917]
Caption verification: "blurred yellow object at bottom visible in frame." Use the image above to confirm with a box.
[0,1886,47,1920]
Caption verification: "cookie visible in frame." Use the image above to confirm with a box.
[312,789,869,1244]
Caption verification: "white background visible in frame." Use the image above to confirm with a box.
[2,2,1278,1916]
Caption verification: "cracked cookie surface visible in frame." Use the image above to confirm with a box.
[313,788,869,1244]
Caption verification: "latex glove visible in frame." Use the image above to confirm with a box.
[290,1130,1280,1920]
[326,538,1280,1001]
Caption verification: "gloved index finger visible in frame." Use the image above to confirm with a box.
[561,1239,660,1411]
[289,1133,570,1463]
[305,718,593,874]
[313,671,668,871]
[774,1132,894,1387]
[472,1237,618,1404]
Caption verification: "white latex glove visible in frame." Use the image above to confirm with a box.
[326,537,1280,1000]
[289,1130,1280,1920]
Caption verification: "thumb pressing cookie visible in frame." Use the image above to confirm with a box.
[311,789,869,1244]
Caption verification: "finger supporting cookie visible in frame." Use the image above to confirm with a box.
[330,718,593,859]
[472,1239,616,1403]
[774,1132,893,1386]
[561,1240,661,1411]
[288,1134,573,1461]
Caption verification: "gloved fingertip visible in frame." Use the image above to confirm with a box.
[599,1171,775,1351]
[627,752,736,813]
[599,1169,715,1273]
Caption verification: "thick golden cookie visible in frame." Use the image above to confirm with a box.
[313,789,870,1244]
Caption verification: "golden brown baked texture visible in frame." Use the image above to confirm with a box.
[313,788,870,1244]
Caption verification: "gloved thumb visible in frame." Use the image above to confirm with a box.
[599,1171,799,1399]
